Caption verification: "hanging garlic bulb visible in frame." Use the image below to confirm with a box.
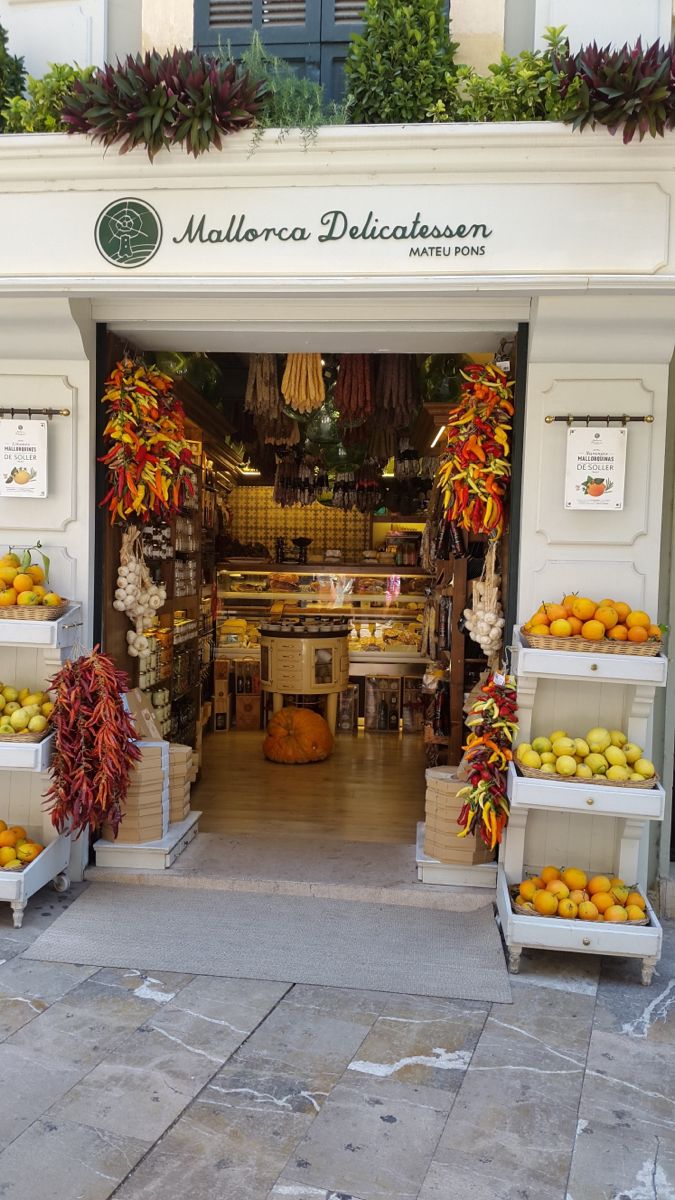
[115,527,167,658]
[464,543,504,667]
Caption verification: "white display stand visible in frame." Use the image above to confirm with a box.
[0,604,82,926]
[92,810,200,870]
[497,629,667,984]
[415,822,498,889]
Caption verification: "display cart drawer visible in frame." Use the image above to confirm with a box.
[507,763,664,820]
[497,867,662,959]
[514,630,667,686]
[0,835,70,903]
[0,733,54,772]
[0,604,82,649]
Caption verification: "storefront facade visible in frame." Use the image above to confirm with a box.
[0,122,674,890]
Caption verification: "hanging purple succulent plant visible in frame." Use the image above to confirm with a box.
[61,48,268,159]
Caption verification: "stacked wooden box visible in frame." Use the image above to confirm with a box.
[169,744,193,824]
[103,741,169,843]
[423,766,495,865]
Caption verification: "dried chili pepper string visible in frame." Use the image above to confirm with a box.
[100,357,196,524]
[46,649,141,837]
[436,363,514,540]
[456,674,518,849]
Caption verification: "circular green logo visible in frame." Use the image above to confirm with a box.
[95,197,162,269]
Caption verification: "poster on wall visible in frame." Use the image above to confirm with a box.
[0,419,48,499]
[564,426,627,510]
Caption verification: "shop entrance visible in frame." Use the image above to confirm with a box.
[95,320,526,866]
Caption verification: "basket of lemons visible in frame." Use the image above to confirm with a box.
[515,728,657,789]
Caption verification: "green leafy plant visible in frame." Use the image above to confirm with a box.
[223,32,348,148]
[554,37,675,143]
[431,27,575,122]
[0,23,25,132]
[345,0,458,124]
[2,62,93,132]
[61,48,267,159]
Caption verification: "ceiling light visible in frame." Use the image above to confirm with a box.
[430,425,446,449]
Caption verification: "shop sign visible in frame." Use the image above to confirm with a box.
[0,182,668,278]
[564,426,627,510]
[0,419,48,499]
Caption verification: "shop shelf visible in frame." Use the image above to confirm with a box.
[507,762,665,821]
[496,865,662,983]
[0,732,54,772]
[513,628,667,686]
[0,603,83,650]
[0,834,71,925]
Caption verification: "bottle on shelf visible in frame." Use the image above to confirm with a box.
[244,662,253,694]
[236,666,244,694]
[377,690,389,731]
[389,689,399,731]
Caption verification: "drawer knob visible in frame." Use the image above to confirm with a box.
[582,937,591,946]
[590,663,598,671]
[586,797,594,806]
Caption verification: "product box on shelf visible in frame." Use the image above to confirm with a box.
[213,691,232,732]
[236,695,261,731]
[364,677,401,733]
[403,677,425,733]
[423,767,494,865]
[124,689,162,741]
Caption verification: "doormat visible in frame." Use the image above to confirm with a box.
[23,883,511,1003]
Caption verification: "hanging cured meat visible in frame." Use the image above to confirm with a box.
[374,355,420,429]
[281,354,326,414]
[335,354,375,427]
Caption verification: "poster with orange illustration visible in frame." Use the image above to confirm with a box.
[0,419,48,499]
[564,426,626,511]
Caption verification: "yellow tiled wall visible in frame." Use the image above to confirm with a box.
[229,486,370,558]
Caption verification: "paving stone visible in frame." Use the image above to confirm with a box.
[566,1117,675,1200]
[579,1028,675,1132]
[54,1022,226,1143]
[513,948,600,997]
[593,932,675,1042]
[0,956,96,1038]
[231,984,379,1093]
[113,1070,314,1200]
[151,975,289,1060]
[0,1042,83,1150]
[0,1114,150,1200]
[345,995,486,1096]
[278,1074,451,1200]
[267,1186,368,1199]
[433,984,595,1200]
[417,1158,558,1200]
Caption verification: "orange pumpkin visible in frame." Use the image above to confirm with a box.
[263,707,333,764]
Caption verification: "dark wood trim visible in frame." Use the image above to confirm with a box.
[504,322,529,653]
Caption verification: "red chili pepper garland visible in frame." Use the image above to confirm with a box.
[457,674,518,849]
[436,363,514,540]
[100,357,196,524]
[46,649,141,837]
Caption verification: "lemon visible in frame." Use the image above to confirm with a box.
[624,743,643,764]
[575,763,593,779]
[28,715,48,734]
[552,737,576,757]
[540,752,556,764]
[630,773,645,782]
[540,763,557,774]
[521,750,542,770]
[610,730,628,748]
[556,755,577,776]
[516,743,532,762]
[586,727,611,753]
[548,730,567,744]
[532,737,552,755]
[605,745,627,767]
[9,708,29,731]
[606,765,630,782]
[574,739,590,758]
[586,753,608,775]
[634,758,655,779]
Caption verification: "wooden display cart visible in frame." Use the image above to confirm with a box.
[497,628,667,984]
[0,604,83,926]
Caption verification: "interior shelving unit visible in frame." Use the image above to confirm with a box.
[0,604,83,925]
[497,628,667,984]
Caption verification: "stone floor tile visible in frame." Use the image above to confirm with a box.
[153,974,290,1059]
[113,1080,314,1200]
[580,1028,675,1132]
[432,985,595,1199]
[593,936,675,1043]
[0,934,32,964]
[231,985,379,1092]
[203,1059,330,1118]
[0,956,96,1037]
[0,1114,150,1200]
[344,997,486,1096]
[0,1042,83,1150]
[282,984,386,1021]
[566,1117,675,1200]
[267,1186,368,1199]
[54,1020,228,1143]
[278,1076,451,1200]
[417,1158,563,1200]
[513,948,600,997]
[91,965,193,1001]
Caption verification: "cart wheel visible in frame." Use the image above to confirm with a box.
[508,946,522,975]
[53,872,70,894]
[641,957,657,986]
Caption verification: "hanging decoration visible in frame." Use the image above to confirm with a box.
[114,526,167,659]
[244,354,299,446]
[100,357,196,523]
[436,362,514,539]
[335,354,375,428]
[456,673,518,850]
[462,542,504,667]
[273,454,329,507]
[46,649,141,837]
[281,353,326,415]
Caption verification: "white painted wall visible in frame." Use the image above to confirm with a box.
[534,0,673,50]
[141,0,192,52]
[0,0,107,76]
[452,0,507,71]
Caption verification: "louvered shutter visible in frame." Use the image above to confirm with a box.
[195,0,321,77]
[320,0,365,100]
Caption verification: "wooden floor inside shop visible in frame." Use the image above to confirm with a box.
[192,729,427,844]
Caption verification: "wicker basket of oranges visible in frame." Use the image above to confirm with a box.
[520,596,663,656]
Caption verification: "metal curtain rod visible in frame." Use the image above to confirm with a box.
[0,407,70,419]
[545,413,654,426]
